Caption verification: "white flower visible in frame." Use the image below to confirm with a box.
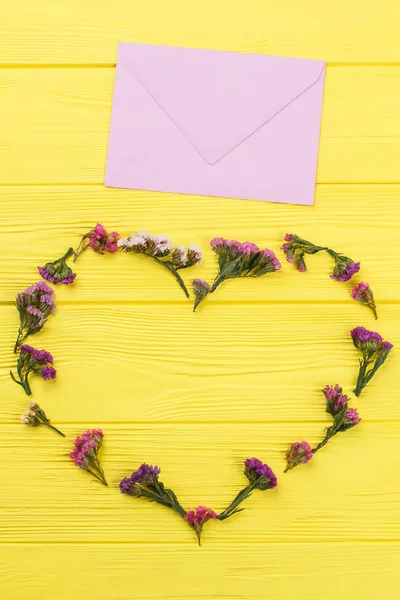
[175,245,188,265]
[117,237,128,248]
[20,415,29,424]
[188,243,203,265]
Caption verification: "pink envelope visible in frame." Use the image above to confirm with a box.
[105,43,326,205]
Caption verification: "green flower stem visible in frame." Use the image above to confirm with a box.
[354,357,373,397]
[14,328,27,354]
[217,482,256,521]
[154,259,190,298]
[10,368,32,396]
[139,487,187,517]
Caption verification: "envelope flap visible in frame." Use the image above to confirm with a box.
[119,43,325,165]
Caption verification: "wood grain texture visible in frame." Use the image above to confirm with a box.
[2,67,400,184]
[0,184,400,303]
[0,423,399,543]
[2,2,400,597]
[1,543,399,600]
[1,304,398,423]
[2,0,400,64]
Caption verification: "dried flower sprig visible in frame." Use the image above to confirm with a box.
[10,345,56,396]
[193,238,280,310]
[20,400,65,437]
[118,231,202,298]
[185,507,217,545]
[73,223,120,262]
[352,283,378,319]
[70,429,107,486]
[217,458,278,521]
[351,327,393,396]
[192,279,211,312]
[14,281,56,352]
[285,385,360,472]
[281,233,360,281]
[120,464,186,513]
[281,233,328,271]
[38,248,76,285]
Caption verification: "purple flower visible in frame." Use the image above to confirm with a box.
[20,344,35,355]
[11,345,56,396]
[38,248,76,285]
[351,326,383,353]
[285,441,313,472]
[119,463,161,495]
[244,458,277,489]
[331,257,360,282]
[352,327,393,396]
[41,366,56,381]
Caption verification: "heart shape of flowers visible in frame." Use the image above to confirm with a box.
[11,224,393,544]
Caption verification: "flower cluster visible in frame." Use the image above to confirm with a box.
[20,400,65,437]
[351,282,378,319]
[217,458,278,523]
[351,327,393,396]
[70,429,107,486]
[285,385,360,472]
[120,464,189,531]
[74,223,120,262]
[14,281,56,352]
[10,344,56,396]
[281,233,360,282]
[38,248,76,285]
[193,237,281,311]
[118,231,202,297]
[185,507,217,545]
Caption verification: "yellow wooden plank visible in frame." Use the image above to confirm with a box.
[1,184,400,303]
[1,305,397,423]
[2,67,400,184]
[2,0,400,64]
[0,542,399,600]
[0,423,399,543]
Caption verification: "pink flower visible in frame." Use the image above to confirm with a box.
[345,408,360,425]
[351,282,378,319]
[285,441,313,472]
[185,506,217,545]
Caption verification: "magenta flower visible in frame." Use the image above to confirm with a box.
[351,282,378,319]
[73,223,120,262]
[244,458,278,489]
[345,408,360,425]
[285,386,360,472]
[118,231,202,298]
[323,384,349,415]
[185,506,217,545]
[218,458,278,522]
[192,279,211,312]
[351,327,393,396]
[284,441,313,472]
[281,233,327,271]
[330,256,360,282]
[20,400,65,437]
[10,345,56,396]
[195,237,280,310]
[15,281,56,352]
[38,247,76,285]
[70,429,107,486]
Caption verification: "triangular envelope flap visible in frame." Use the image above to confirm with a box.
[119,43,325,165]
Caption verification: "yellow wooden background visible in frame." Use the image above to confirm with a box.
[1,1,400,598]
